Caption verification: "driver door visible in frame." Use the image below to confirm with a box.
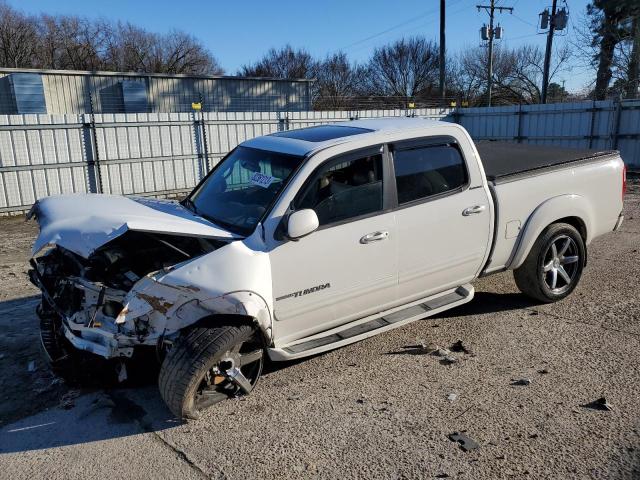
[268,146,398,346]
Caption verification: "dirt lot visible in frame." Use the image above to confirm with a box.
[0,182,639,480]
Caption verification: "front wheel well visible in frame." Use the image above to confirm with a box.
[190,314,269,345]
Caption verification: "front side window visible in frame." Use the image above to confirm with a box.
[188,146,303,235]
[296,153,383,226]
[393,144,467,204]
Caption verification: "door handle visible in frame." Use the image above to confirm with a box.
[360,231,389,244]
[462,205,486,216]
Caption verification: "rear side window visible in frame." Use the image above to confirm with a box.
[393,144,467,204]
[296,154,383,226]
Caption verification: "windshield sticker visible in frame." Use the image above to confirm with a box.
[250,172,275,188]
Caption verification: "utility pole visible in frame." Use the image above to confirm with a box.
[477,1,513,107]
[439,0,446,100]
[541,0,558,104]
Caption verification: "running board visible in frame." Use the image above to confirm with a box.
[267,284,474,361]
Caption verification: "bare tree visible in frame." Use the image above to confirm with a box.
[0,3,38,68]
[456,44,571,105]
[364,37,439,106]
[313,52,366,109]
[0,3,223,74]
[239,45,315,78]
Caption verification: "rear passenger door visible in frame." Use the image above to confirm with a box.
[391,138,492,304]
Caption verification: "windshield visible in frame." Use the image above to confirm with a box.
[187,146,304,235]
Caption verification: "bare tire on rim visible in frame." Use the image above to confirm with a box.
[514,222,585,303]
[158,323,264,419]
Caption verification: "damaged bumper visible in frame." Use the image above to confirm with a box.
[29,251,273,361]
[30,260,136,359]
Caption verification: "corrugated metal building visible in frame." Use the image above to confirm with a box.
[0,68,313,114]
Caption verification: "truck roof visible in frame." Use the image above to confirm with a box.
[242,117,447,156]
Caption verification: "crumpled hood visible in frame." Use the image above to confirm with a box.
[29,194,239,258]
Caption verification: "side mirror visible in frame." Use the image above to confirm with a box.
[287,209,319,240]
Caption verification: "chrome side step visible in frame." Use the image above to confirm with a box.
[268,284,474,361]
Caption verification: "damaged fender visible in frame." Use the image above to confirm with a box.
[116,232,275,344]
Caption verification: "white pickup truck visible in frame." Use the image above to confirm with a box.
[28,118,626,418]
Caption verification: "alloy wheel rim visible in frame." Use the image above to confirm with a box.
[194,334,263,411]
[542,235,580,294]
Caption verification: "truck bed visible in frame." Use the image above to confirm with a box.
[475,141,616,181]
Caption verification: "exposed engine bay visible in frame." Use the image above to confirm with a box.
[30,231,227,362]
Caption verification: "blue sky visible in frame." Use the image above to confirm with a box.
[10,0,592,91]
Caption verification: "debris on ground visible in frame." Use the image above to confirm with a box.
[441,356,458,365]
[447,393,458,402]
[537,368,550,374]
[399,341,438,355]
[511,378,532,386]
[434,348,452,357]
[59,389,81,410]
[450,339,471,354]
[27,360,36,372]
[448,431,480,451]
[583,397,613,411]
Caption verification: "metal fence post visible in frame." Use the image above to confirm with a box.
[587,99,598,149]
[193,110,206,180]
[199,93,211,172]
[451,107,461,125]
[516,104,524,143]
[278,112,290,131]
[612,98,623,150]
[83,92,102,194]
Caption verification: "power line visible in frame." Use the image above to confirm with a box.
[511,13,537,28]
[339,7,440,51]
[504,32,542,41]
[338,0,464,53]
[341,2,466,57]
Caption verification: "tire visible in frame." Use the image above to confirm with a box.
[514,222,585,303]
[158,323,264,419]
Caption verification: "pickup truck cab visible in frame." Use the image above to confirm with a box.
[28,118,626,418]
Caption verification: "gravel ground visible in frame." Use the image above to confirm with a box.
[0,181,639,480]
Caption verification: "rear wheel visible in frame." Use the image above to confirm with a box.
[514,223,585,303]
[158,323,264,419]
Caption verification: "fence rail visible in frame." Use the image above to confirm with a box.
[454,99,640,166]
[0,107,450,213]
[0,101,638,215]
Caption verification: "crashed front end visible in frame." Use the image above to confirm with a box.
[30,230,227,361]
